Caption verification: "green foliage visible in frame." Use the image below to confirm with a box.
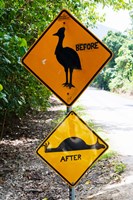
[93,28,133,94]
[0,1,52,118]
[0,84,3,91]
[0,84,8,110]
[128,11,133,38]
[109,40,133,93]
[115,40,133,78]
[100,150,117,160]
[114,162,126,174]
[93,31,127,90]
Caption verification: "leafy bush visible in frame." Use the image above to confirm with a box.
[109,75,124,92]
[0,31,51,119]
[93,30,133,95]
[108,40,133,93]
[121,78,133,95]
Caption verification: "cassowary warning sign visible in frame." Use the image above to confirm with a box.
[36,111,108,186]
[22,9,113,106]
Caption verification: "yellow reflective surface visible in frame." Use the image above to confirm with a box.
[36,111,108,186]
[22,9,112,106]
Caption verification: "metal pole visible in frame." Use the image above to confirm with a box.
[66,106,72,113]
[69,186,75,200]
[66,106,75,200]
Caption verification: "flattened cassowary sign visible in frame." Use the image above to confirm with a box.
[22,9,113,106]
[36,111,108,186]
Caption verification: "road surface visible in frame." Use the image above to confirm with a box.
[77,87,133,156]
[76,87,133,199]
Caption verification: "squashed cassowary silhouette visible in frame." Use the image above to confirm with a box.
[42,137,105,153]
[53,27,82,89]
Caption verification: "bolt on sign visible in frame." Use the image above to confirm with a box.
[36,111,108,186]
[22,9,113,106]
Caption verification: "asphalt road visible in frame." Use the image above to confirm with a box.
[77,87,133,156]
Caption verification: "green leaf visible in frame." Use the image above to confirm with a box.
[0,92,8,103]
[4,34,11,40]
[3,56,11,64]
[19,38,27,48]
[0,84,3,91]
[19,46,27,55]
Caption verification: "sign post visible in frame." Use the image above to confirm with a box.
[66,106,75,200]
[22,9,112,199]
[69,185,75,200]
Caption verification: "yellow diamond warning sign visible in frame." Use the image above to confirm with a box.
[22,9,113,106]
[36,111,108,186]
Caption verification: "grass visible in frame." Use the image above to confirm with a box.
[73,104,86,114]
[114,162,126,174]
[100,149,117,160]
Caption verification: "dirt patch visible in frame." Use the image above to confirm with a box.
[0,97,129,199]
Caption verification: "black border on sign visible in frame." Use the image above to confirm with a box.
[22,9,113,106]
[36,111,109,187]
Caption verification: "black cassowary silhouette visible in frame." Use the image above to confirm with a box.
[53,27,82,89]
[42,137,105,153]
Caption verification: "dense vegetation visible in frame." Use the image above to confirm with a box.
[93,12,133,94]
[0,0,133,124]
